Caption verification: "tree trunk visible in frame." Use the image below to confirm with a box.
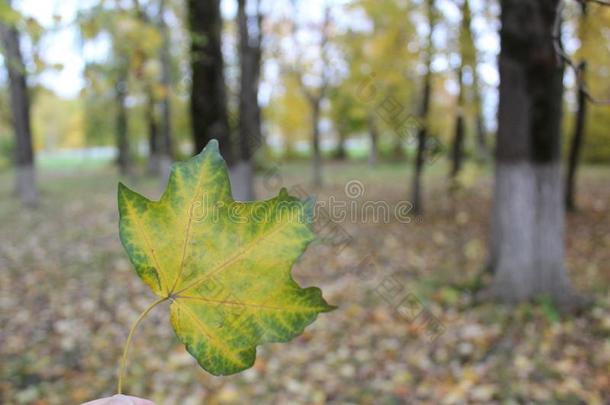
[115,66,131,175]
[410,0,435,215]
[392,137,404,160]
[311,100,323,188]
[234,0,262,201]
[471,45,488,159]
[474,112,487,159]
[565,64,587,212]
[473,71,488,160]
[462,0,488,162]
[334,127,347,160]
[188,0,233,164]
[0,11,38,206]
[489,0,575,306]
[146,87,160,175]
[368,114,379,166]
[158,0,174,184]
[450,66,465,179]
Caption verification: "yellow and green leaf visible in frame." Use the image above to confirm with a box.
[118,139,334,376]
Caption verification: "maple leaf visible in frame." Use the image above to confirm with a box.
[117,140,334,385]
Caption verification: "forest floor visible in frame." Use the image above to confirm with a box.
[1,161,609,405]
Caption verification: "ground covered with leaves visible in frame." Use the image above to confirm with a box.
[1,162,609,404]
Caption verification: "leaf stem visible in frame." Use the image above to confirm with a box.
[117,296,169,394]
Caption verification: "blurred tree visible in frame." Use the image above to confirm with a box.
[82,63,116,147]
[565,59,587,211]
[235,0,263,200]
[115,58,130,174]
[133,0,161,175]
[287,2,332,188]
[574,2,610,161]
[157,0,174,181]
[564,1,610,210]
[0,0,38,206]
[344,0,419,163]
[132,0,174,179]
[450,62,465,180]
[464,0,488,161]
[411,0,437,215]
[489,0,577,306]
[78,1,162,174]
[450,0,482,179]
[328,83,367,160]
[188,0,233,162]
[32,89,83,150]
[264,75,310,157]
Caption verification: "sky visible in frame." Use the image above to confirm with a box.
[14,0,501,128]
[19,0,83,98]
[16,0,242,98]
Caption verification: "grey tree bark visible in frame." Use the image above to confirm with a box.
[234,0,262,201]
[0,9,38,206]
[489,0,576,306]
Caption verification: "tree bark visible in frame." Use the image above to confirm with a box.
[146,86,160,175]
[158,0,173,183]
[311,100,323,188]
[335,127,347,160]
[450,66,465,179]
[234,0,262,201]
[474,111,487,159]
[115,65,131,175]
[368,114,379,166]
[0,11,38,206]
[473,68,488,160]
[410,0,435,215]
[564,64,587,212]
[392,136,404,160]
[489,0,575,305]
[188,0,233,163]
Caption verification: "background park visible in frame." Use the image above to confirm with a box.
[1,0,610,403]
